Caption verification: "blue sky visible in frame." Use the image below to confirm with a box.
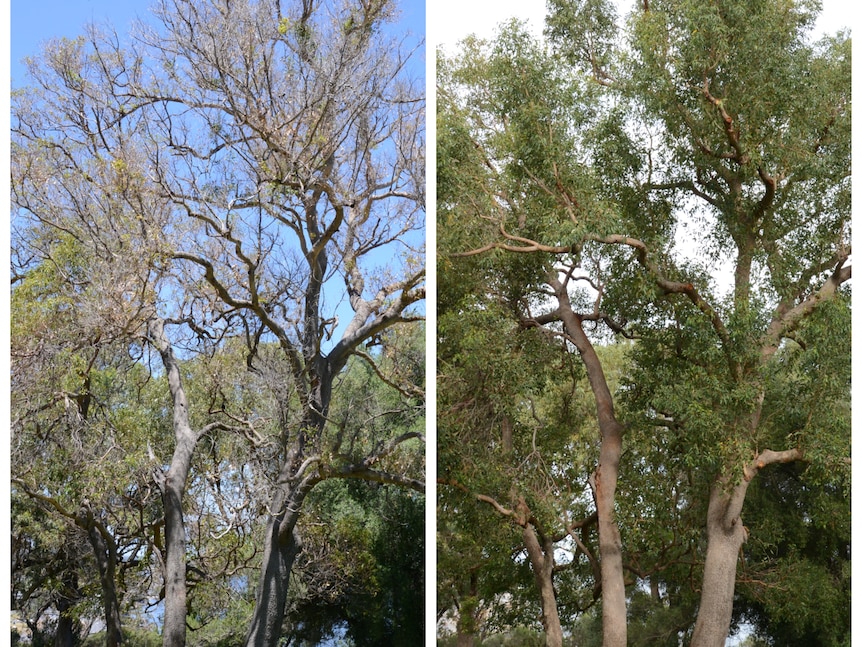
[11,0,152,86]
[11,0,425,87]
[9,0,427,346]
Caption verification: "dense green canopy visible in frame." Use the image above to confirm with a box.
[437,0,849,644]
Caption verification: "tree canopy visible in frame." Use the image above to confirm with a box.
[12,0,425,645]
[437,1,849,645]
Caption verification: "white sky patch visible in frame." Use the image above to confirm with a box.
[430,0,851,302]
[430,0,546,49]
[431,0,850,51]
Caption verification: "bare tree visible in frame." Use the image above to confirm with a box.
[12,0,424,644]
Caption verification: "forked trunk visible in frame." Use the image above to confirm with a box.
[245,351,332,647]
[691,450,802,646]
[690,482,747,647]
[245,455,316,647]
[244,512,303,647]
[521,518,563,647]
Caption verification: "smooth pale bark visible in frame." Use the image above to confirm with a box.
[593,441,626,647]
[691,449,803,647]
[689,482,747,647]
[476,495,564,647]
[148,318,199,647]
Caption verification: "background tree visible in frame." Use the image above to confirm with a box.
[10,224,169,646]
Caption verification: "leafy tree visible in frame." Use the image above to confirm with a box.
[438,0,849,645]
[733,461,850,644]
[10,233,171,646]
[285,480,424,645]
[437,25,635,646]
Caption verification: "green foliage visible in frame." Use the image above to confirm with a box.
[285,480,425,645]
[440,0,849,642]
[82,627,162,647]
[736,462,850,646]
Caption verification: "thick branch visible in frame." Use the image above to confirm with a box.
[320,464,424,492]
[761,260,851,363]
[724,447,805,526]
[588,233,738,376]
[172,252,307,387]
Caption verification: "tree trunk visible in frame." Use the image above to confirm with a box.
[690,482,747,647]
[245,340,331,647]
[455,572,478,647]
[521,517,563,647]
[551,274,627,647]
[148,318,199,647]
[501,415,513,453]
[691,449,801,647]
[244,515,303,647]
[456,632,475,647]
[161,477,190,647]
[54,611,75,647]
[245,458,314,647]
[54,572,77,647]
[594,436,626,647]
[84,518,123,646]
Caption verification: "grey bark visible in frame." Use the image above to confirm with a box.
[245,456,315,647]
[148,317,199,647]
[519,507,563,647]
[244,517,303,647]
[244,331,331,647]
[83,513,124,647]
